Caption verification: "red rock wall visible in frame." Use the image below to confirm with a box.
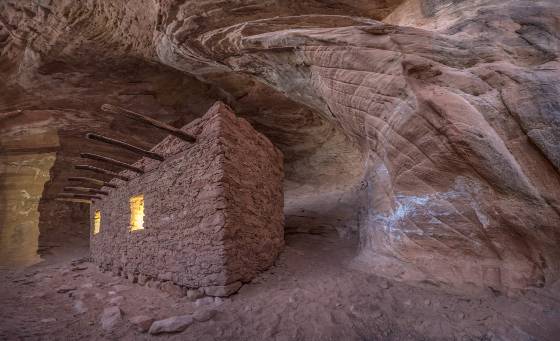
[90,102,284,292]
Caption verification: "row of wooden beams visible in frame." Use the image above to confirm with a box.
[101,104,196,143]
[64,186,109,196]
[75,165,130,181]
[80,152,143,174]
[59,103,198,205]
[68,176,117,188]
[86,133,164,161]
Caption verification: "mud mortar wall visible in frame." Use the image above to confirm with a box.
[90,102,284,293]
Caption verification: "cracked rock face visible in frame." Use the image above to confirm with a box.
[1,0,559,294]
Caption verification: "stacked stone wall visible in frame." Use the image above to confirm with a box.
[90,102,284,295]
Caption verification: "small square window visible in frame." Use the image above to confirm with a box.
[130,195,144,231]
[93,210,101,235]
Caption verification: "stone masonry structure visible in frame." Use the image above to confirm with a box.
[90,102,284,296]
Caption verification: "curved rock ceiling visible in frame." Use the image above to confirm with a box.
[1,0,559,294]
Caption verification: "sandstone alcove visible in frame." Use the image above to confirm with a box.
[1,0,559,339]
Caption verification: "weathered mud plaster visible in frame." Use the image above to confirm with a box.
[90,102,284,296]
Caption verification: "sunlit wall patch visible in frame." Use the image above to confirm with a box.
[93,210,101,235]
[129,195,144,231]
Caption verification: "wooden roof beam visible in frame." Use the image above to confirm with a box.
[63,186,109,196]
[57,193,101,200]
[55,198,92,204]
[68,176,117,189]
[85,133,164,161]
[75,165,130,181]
[101,104,196,143]
[80,153,143,174]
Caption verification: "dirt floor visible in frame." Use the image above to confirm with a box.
[1,231,559,340]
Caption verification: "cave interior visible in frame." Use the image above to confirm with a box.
[1,0,560,339]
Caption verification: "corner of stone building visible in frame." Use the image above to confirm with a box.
[89,101,284,297]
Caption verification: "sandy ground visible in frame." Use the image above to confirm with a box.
[1,231,559,340]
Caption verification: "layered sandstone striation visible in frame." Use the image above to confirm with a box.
[1,0,559,294]
[90,102,284,293]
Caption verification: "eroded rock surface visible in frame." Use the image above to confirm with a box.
[1,0,559,295]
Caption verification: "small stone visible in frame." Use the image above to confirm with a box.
[158,272,173,281]
[379,281,390,289]
[41,318,57,323]
[81,282,94,289]
[160,281,183,297]
[458,312,465,319]
[112,285,130,292]
[137,274,148,286]
[194,297,215,307]
[372,310,383,319]
[126,273,137,284]
[424,299,431,306]
[148,315,193,335]
[192,309,217,322]
[186,288,204,301]
[129,315,155,333]
[70,258,89,266]
[100,306,122,331]
[73,300,88,314]
[146,280,161,289]
[77,290,93,300]
[109,296,124,305]
[36,292,48,299]
[32,273,44,280]
[56,285,77,293]
[203,281,242,297]
[214,297,229,305]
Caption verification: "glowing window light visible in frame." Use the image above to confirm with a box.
[93,210,101,235]
[129,195,145,231]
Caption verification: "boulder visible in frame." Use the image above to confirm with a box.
[148,315,193,335]
[100,306,122,331]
